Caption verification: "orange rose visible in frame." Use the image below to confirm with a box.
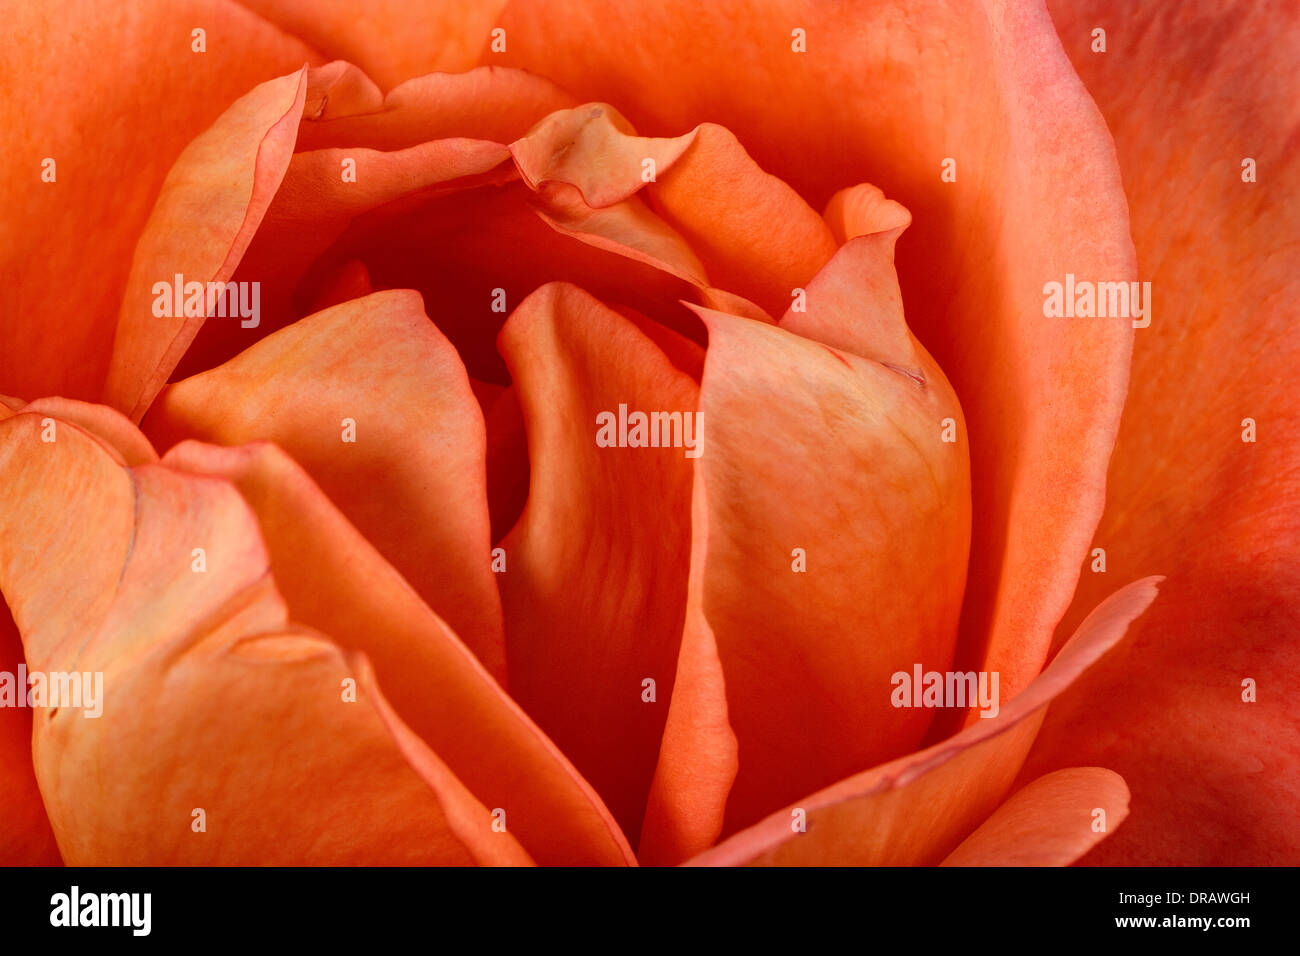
[0,0,1294,867]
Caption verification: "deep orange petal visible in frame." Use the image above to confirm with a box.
[1020,0,1300,865]
[296,67,578,152]
[509,103,835,318]
[0,604,61,865]
[175,137,514,376]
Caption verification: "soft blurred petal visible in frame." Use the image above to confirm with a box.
[1021,0,1300,865]
[0,0,320,402]
[940,767,1130,866]
[145,290,507,677]
[687,577,1160,866]
[497,283,697,840]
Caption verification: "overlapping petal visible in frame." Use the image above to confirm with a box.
[144,289,507,676]
[489,0,1139,709]
[510,103,835,318]
[160,439,633,865]
[687,577,1160,866]
[0,411,530,863]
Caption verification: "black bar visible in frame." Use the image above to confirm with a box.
[0,866,1278,943]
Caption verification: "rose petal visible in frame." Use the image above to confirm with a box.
[670,302,970,837]
[170,136,512,379]
[490,0,1139,704]
[509,103,836,318]
[307,258,374,312]
[16,398,159,467]
[1018,0,1300,865]
[496,283,697,839]
[237,0,508,90]
[510,104,698,207]
[0,412,530,863]
[521,182,773,326]
[940,767,1131,866]
[824,183,913,245]
[0,605,61,865]
[161,439,634,865]
[145,290,506,678]
[314,180,724,383]
[102,66,311,421]
[686,577,1161,866]
[296,67,578,152]
[0,0,319,403]
[638,479,738,866]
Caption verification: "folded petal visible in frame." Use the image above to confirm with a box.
[509,104,836,318]
[296,67,578,152]
[237,0,508,90]
[0,0,319,402]
[1020,0,1300,865]
[491,0,1139,704]
[145,290,506,678]
[161,439,634,865]
[0,411,530,863]
[496,283,697,840]
[672,298,970,837]
[16,398,158,467]
[510,104,697,208]
[940,767,1130,866]
[687,577,1161,866]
